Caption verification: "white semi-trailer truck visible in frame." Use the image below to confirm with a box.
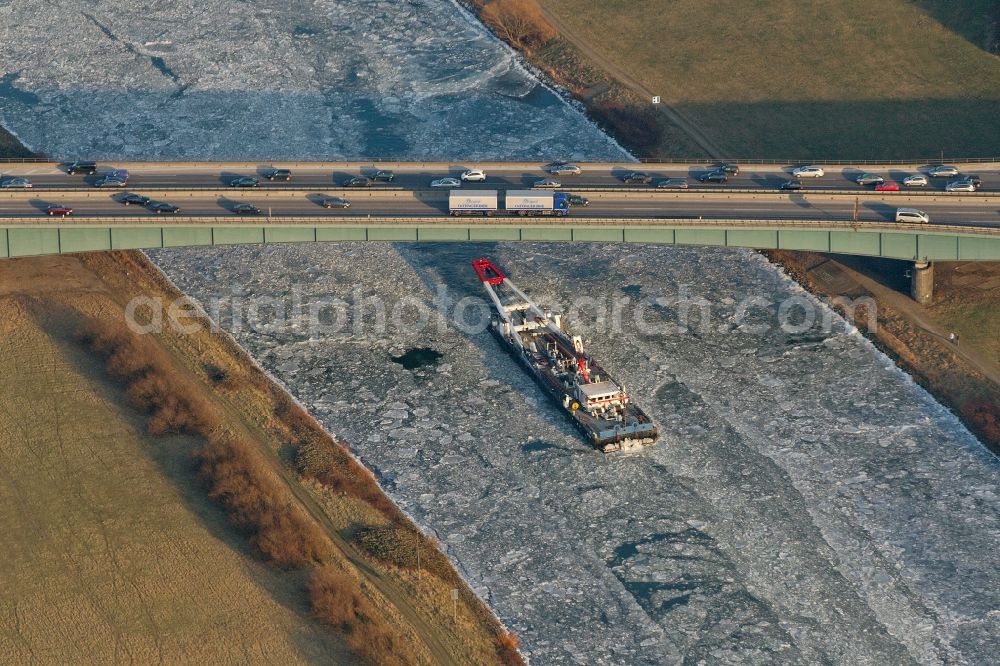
[448,190,498,216]
[504,190,570,216]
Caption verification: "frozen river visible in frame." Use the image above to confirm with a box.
[0,0,621,159]
[151,242,1000,665]
[3,0,999,664]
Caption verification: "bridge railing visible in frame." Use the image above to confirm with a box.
[4,156,1000,166]
[1,216,998,235]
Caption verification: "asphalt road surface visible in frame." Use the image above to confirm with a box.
[1,190,997,227]
[0,164,997,226]
[1,162,999,193]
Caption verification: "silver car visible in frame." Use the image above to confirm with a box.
[533,178,562,188]
[792,165,825,178]
[902,174,928,187]
[548,164,581,175]
[0,177,32,188]
[655,178,688,189]
[945,180,976,192]
[927,165,959,177]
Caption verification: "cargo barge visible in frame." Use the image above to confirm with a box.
[473,257,658,452]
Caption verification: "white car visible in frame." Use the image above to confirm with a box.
[460,169,486,182]
[533,178,561,188]
[895,208,930,224]
[945,180,976,192]
[902,174,928,187]
[792,165,825,178]
[548,164,581,175]
[430,177,461,188]
[0,177,32,188]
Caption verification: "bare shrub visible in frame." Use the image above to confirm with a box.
[495,630,522,665]
[306,566,412,666]
[355,524,418,569]
[961,399,1000,448]
[78,317,330,568]
[76,319,220,437]
[194,436,331,568]
[480,0,556,52]
[294,425,401,520]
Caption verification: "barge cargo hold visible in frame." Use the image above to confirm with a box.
[472,257,658,452]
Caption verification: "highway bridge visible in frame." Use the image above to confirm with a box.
[2,160,998,302]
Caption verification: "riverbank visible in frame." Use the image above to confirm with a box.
[0,250,522,665]
[0,122,38,158]
[765,251,1000,455]
[458,0,708,158]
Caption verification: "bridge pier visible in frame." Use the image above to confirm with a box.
[910,260,934,305]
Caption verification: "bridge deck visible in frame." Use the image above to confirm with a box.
[3,217,998,261]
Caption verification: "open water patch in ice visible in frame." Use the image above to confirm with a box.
[391,347,443,370]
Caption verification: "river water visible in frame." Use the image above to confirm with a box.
[2,1,997,663]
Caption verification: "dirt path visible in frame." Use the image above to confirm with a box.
[536,4,727,159]
[126,254,467,666]
[833,260,1000,387]
[250,428,463,666]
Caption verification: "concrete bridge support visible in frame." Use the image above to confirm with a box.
[911,260,934,305]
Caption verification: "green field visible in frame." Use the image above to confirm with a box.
[539,0,1000,159]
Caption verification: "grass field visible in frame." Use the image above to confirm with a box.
[538,0,1000,159]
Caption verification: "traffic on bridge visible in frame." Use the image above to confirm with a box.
[0,160,997,227]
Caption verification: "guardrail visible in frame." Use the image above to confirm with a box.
[4,216,998,261]
[635,156,1000,165]
[5,156,1000,165]
[0,185,997,199]
[2,216,998,235]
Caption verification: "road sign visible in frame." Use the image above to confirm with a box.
[652,96,661,104]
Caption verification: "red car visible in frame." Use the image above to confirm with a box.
[875,181,900,192]
[46,205,73,216]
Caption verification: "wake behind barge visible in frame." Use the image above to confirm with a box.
[473,258,658,452]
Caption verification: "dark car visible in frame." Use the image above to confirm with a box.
[370,170,395,182]
[230,176,260,188]
[321,196,351,209]
[119,192,150,206]
[94,175,128,188]
[855,173,885,186]
[698,171,728,183]
[622,171,652,184]
[65,160,98,175]
[959,174,982,188]
[342,176,372,187]
[148,202,180,214]
[232,203,261,215]
[567,194,590,207]
[779,179,803,190]
[711,163,739,175]
[46,205,73,216]
[264,168,292,181]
